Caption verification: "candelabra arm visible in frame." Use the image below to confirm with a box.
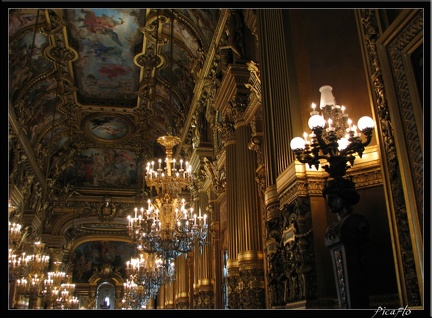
[313,128,329,154]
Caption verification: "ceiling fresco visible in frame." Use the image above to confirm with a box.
[9,9,220,197]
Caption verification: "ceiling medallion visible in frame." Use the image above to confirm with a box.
[82,113,134,143]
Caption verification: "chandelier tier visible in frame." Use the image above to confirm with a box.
[145,135,192,196]
[290,85,375,180]
[127,135,208,261]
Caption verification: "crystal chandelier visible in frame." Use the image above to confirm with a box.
[14,242,51,309]
[53,283,78,309]
[290,85,375,180]
[127,135,208,263]
[124,251,174,308]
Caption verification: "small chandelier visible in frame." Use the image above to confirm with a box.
[127,135,208,263]
[290,85,375,180]
[124,251,173,308]
[14,242,51,309]
[53,283,77,309]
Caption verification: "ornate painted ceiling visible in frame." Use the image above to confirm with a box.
[9,8,221,197]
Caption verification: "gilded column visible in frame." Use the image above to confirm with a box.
[256,9,297,308]
[156,284,165,309]
[198,190,214,309]
[230,100,265,309]
[164,282,175,309]
[175,254,189,309]
[217,115,239,309]
[210,206,223,308]
[192,193,201,308]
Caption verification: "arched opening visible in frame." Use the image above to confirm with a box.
[96,282,115,310]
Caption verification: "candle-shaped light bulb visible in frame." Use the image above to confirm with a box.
[341,105,345,114]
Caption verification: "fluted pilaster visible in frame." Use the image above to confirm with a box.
[175,254,188,308]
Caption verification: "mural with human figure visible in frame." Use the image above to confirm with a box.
[62,147,142,189]
[72,240,135,283]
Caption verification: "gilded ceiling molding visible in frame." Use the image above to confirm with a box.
[40,9,67,35]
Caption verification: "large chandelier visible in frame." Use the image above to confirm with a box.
[290,85,375,180]
[127,135,208,262]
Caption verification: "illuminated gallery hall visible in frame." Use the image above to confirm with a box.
[8,7,426,313]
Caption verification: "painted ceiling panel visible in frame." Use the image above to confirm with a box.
[9,8,220,197]
[67,9,146,106]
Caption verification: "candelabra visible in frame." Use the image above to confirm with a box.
[290,85,375,180]
[291,85,374,308]
[127,135,208,265]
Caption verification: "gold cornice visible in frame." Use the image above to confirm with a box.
[175,9,230,158]
[243,92,261,125]
[214,63,252,116]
